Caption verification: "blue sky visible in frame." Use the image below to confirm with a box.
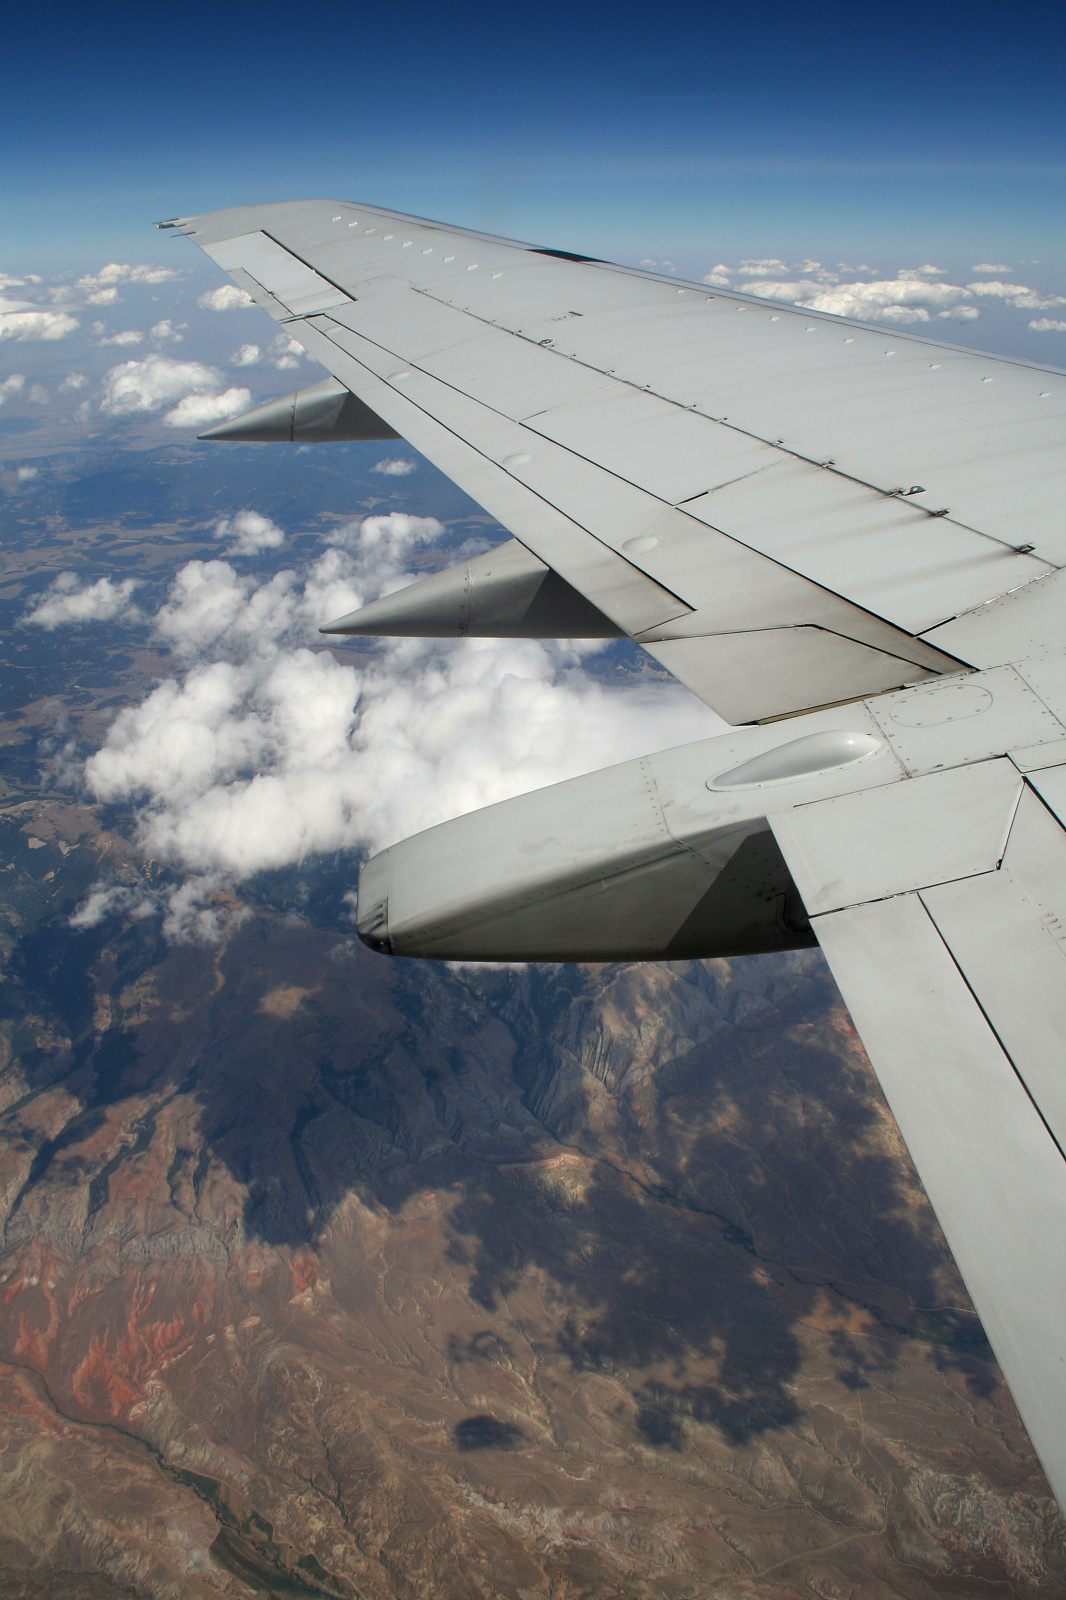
[4,0,1065,275]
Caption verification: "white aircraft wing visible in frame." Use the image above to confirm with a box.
[171,201,1066,1511]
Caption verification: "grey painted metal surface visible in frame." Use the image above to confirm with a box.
[175,201,1066,1511]
[173,198,1066,722]
[321,538,621,638]
[200,376,400,442]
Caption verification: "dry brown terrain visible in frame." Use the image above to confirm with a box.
[1,796,1063,1599]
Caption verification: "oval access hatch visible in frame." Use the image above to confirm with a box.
[889,679,993,728]
[710,730,883,789]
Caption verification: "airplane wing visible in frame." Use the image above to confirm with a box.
[171,201,1066,1510]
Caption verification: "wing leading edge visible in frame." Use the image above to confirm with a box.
[174,201,1066,1512]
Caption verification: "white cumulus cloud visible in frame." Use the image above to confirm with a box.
[98,354,250,429]
[98,329,144,346]
[972,263,1012,273]
[75,263,179,302]
[28,385,48,404]
[372,457,417,476]
[742,271,974,322]
[213,509,285,555]
[101,354,218,415]
[59,371,86,392]
[1030,318,1066,332]
[0,374,25,404]
[269,333,305,371]
[16,466,38,483]
[199,285,255,311]
[230,343,261,366]
[81,515,722,883]
[163,388,252,428]
[24,572,141,629]
[150,319,184,342]
[0,304,79,341]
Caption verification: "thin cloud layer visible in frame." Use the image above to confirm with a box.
[24,573,140,629]
[967,280,1066,311]
[702,257,1066,330]
[81,513,722,889]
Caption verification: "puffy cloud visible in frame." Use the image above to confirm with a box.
[743,272,974,321]
[271,333,304,371]
[24,572,140,629]
[163,387,252,428]
[702,266,731,287]
[152,559,298,660]
[100,354,219,415]
[16,466,38,483]
[75,263,179,301]
[0,303,79,341]
[98,329,144,346]
[938,305,981,321]
[967,280,1066,310]
[28,385,48,404]
[198,285,255,311]
[82,517,722,881]
[59,371,86,392]
[230,342,261,366]
[372,457,416,476]
[972,263,1012,273]
[150,319,184,342]
[213,509,285,555]
[0,374,25,404]
[98,354,249,429]
[1030,318,1066,332]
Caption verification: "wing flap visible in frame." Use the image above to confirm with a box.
[301,311,961,717]
[769,758,1022,914]
[205,230,353,316]
[920,875,1066,1152]
[813,890,1066,1511]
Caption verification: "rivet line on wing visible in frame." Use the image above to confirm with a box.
[402,290,1046,557]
